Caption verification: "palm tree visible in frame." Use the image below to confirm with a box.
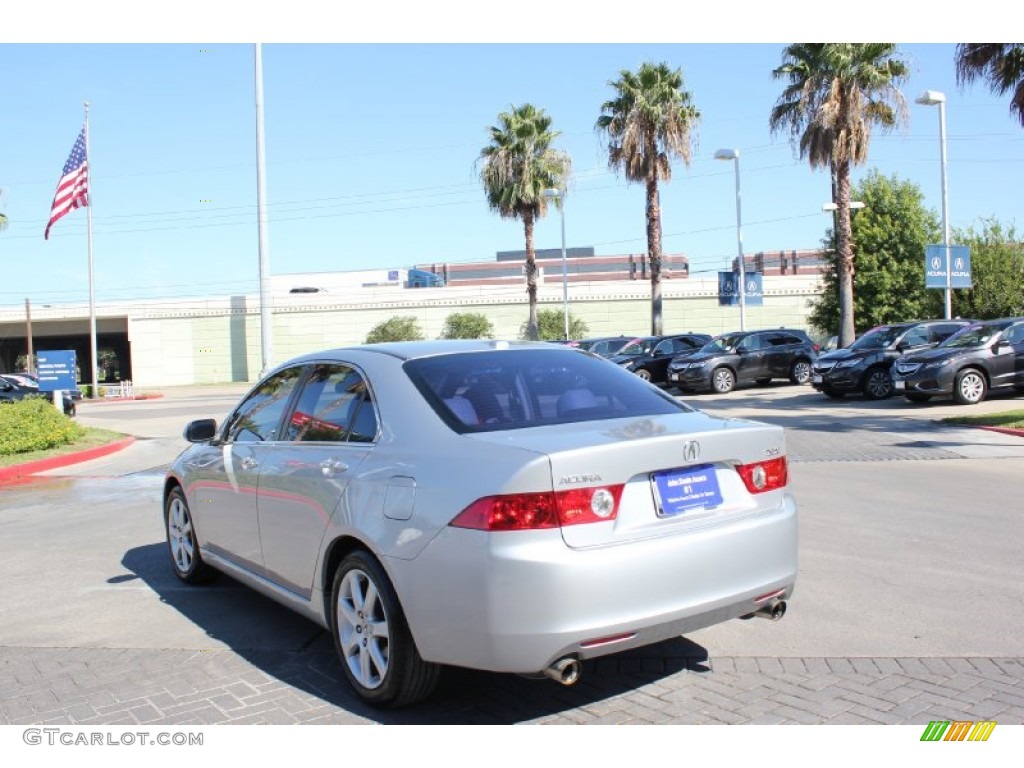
[478,104,572,341]
[955,44,1024,127]
[596,62,700,335]
[770,44,908,347]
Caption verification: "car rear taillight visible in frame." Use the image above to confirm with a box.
[450,485,625,531]
[735,456,788,494]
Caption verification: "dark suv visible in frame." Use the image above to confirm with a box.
[891,317,1024,404]
[667,328,817,394]
[810,319,971,400]
[610,333,712,385]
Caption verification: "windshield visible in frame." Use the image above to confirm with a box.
[940,324,1008,349]
[700,333,745,354]
[616,338,652,357]
[849,326,904,350]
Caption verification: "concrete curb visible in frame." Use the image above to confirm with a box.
[0,437,136,484]
[976,424,1024,437]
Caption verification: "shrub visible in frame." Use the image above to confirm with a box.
[520,308,589,341]
[439,312,495,339]
[0,398,86,455]
[365,316,425,344]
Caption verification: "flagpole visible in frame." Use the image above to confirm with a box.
[84,101,99,399]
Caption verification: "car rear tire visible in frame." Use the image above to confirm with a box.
[953,369,987,405]
[711,367,736,394]
[636,369,652,382]
[905,393,932,403]
[789,359,812,385]
[164,487,217,584]
[331,550,440,708]
[862,367,894,400]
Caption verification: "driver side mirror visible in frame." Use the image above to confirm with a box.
[184,418,218,442]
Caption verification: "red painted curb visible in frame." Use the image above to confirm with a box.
[0,437,136,484]
[976,425,1024,438]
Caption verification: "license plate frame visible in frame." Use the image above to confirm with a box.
[652,464,723,517]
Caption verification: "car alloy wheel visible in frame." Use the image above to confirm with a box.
[862,367,893,400]
[789,360,812,385]
[953,369,987,405]
[711,367,735,394]
[164,487,216,584]
[331,551,439,707]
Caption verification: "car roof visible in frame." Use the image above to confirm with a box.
[285,339,566,365]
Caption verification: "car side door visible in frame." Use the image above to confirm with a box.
[735,333,767,381]
[255,362,379,599]
[190,365,305,574]
[990,322,1024,390]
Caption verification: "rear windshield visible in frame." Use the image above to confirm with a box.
[404,349,691,431]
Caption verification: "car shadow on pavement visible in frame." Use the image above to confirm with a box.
[122,542,712,724]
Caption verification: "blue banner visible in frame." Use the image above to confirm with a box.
[925,245,972,289]
[718,271,763,307]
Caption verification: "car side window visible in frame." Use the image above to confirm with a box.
[224,366,305,443]
[1004,323,1024,345]
[901,327,930,347]
[739,334,763,351]
[285,363,377,443]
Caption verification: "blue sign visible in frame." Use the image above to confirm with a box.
[925,245,972,289]
[718,271,764,307]
[36,350,77,392]
[653,464,723,516]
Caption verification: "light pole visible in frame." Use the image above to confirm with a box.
[714,148,745,331]
[543,187,569,340]
[916,89,951,319]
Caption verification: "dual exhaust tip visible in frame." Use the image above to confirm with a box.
[542,600,787,686]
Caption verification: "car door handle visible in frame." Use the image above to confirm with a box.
[321,459,349,477]
[240,456,258,471]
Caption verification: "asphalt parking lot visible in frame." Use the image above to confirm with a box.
[1,382,1022,725]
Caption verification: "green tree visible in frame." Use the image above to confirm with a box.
[809,170,941,336]
[439,312,494,339]
[478,104,572,341]
[520,308,588,341]
[951,219,1024,319]
[365,316,424,344]
[770,43,909,347]
[596,62,699,336]
[956,44,1024,127]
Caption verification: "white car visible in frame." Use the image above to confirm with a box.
[164,340,798,707]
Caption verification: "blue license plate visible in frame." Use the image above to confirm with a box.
[652,464,723,516]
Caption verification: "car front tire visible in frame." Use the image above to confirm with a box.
[862,367,894,400]
[636,368,652,382]
[953,369,987,405]
[165,487,217,584]
[331,550,440,708]
[711,367,736,394]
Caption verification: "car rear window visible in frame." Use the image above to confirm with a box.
[404,349,692,432]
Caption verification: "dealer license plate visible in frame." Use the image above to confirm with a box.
[652,464,723,517]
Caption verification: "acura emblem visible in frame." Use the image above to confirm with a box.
[682,440,700,463]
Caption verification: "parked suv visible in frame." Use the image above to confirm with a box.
[611,333,712,385]
[667,329,817,394]
[891,317,1024,404]
[810,320,971,400]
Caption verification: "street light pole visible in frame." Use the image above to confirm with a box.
[543,188,569,340]
[916,90,951,319]
[715,149,745,330]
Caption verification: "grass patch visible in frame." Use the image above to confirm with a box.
[942,409,1024,430]
[0,427,128,468]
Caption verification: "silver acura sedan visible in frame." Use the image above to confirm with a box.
[164,340,797,707]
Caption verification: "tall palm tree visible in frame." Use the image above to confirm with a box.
[770,44,908,347]
[478,104,572,341]
[596,62,699,335]
[955,44,1024,127]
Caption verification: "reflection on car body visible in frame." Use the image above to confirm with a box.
[164,340,797,707]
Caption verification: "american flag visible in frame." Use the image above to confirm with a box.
[44,127,89,240]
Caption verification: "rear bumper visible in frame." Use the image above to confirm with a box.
[392,495,798,674]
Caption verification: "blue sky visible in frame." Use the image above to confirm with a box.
[2,6,1021,310]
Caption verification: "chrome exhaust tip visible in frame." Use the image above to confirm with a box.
[543,656,582,686]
